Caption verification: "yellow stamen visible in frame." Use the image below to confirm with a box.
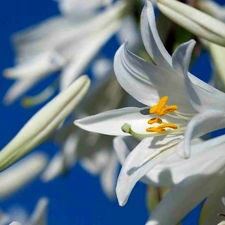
[149,96,168,114]
[158,123,178,129]
[149,105,157,114]
[148,118,163,124]
[158,105,178,116]
[147,96,179,134]
[146,127,166,133]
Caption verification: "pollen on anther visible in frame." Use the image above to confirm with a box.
[158,105,178,116]
[146,127,166,133]
[158,123,178,129]
[149,96,168,114]
[148,118,163,124]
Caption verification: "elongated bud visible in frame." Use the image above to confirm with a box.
[0,75,90,171]
[206,42,225,89]
[198,0,225,22]
[156,0,225,46]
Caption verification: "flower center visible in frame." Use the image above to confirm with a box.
[146,96,178,133]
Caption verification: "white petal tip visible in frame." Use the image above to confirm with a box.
[116,186,128,206]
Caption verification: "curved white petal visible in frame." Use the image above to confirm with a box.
[114,44,195,113]
[146,147,225,225]
[75,107,141,136]
[0,76,90,171]
[0,153,47,199]
[146,173,222,225]
[200,177,225,225]
[172,40,195,78]
[185,69,225,112]
[114,44,159,106]
[116,135,183,206]
[182,109,225,158]
[113,135,169,185]
[141,2,172,67]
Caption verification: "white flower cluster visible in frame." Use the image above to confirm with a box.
[2,0,225,224]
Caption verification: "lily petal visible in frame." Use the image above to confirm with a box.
[114,44,159,106]
[146,172,222,225]
[0,76,90,171]
[116,135,183,206]
[182,109,225,158]
[200,177,225,225]
[141,2,172,67]
[146,143,225,225]
[75,107,143,136]
[115,44,195,113]
[172,40,195,78]
[184,63,225,112]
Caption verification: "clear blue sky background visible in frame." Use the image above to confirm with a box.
[0,0,223,224]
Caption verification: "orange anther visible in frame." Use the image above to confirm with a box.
[149,105,157,114]
[158,105,178,116]
[149,96,168,114]
[158,123,178,129]
[146,127,166,133]
[148,118,163,124]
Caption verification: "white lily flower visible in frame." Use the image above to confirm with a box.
[0,153,47,199]
[156,0,225,46]
[75,1,225,207]
[0,76,90,171]
[3,0,127,104]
